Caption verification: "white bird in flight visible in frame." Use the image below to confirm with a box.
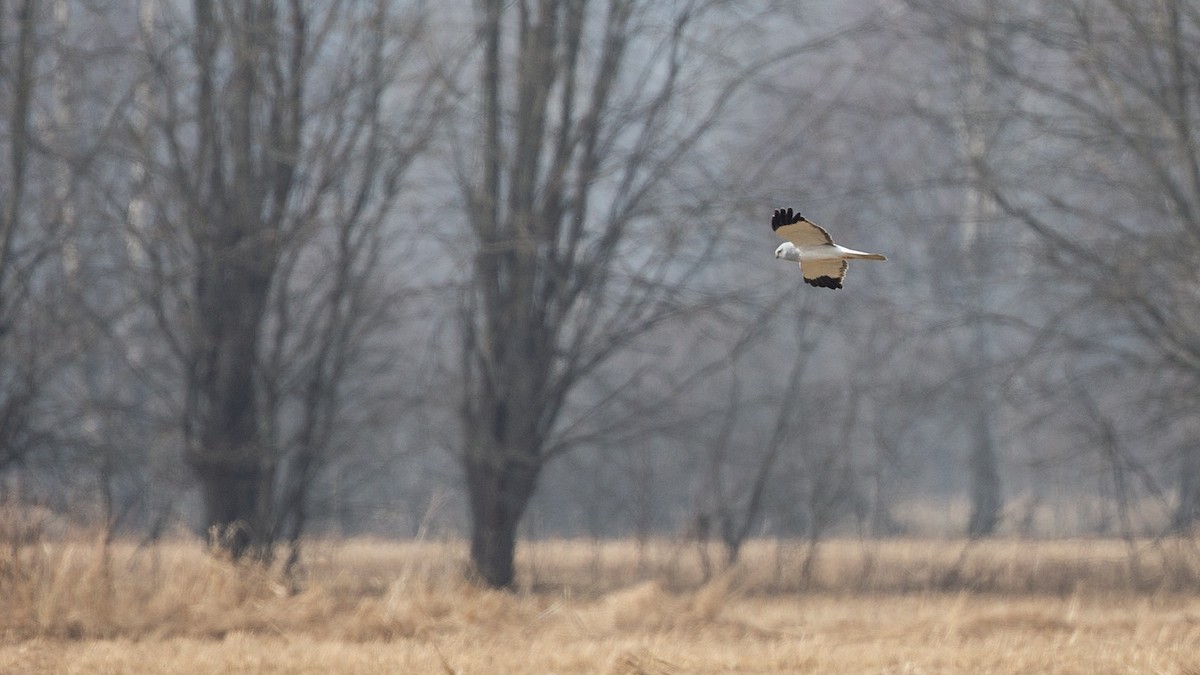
[771,208,886,289]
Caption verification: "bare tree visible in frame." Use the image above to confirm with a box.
[923,0,1200,528]
[131,0,438,558]
[453,0,828,588]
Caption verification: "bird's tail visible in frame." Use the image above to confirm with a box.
[843,250,887,261]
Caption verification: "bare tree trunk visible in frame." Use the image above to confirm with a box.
[465,448,541,588]
[195,462,270,557]
[966,404,1001,537]
[187,236,275,557]
[167,0,281,559]
[457,0,623,588]
[1173,447,1200,530]
[958,14,1002,538]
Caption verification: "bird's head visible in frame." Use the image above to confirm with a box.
[774,242,798,261]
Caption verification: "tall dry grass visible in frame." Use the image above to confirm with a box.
[3,534,1200,642]
[3,529,1200,673]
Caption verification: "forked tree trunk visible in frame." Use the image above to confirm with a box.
[186,242,275,559]
[168,0,296,559]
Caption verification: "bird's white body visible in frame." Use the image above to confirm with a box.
[774,241,882,263]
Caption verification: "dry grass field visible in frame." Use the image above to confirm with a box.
[3,535,1200,673]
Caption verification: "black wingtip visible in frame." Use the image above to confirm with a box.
[770,208,785,231]
[770,207,806,231]
[804,275,843,289]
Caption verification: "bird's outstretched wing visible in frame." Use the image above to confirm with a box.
[771,207,834,247]
[801,259,847,289]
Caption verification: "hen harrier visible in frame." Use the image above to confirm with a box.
[772,208,886,289]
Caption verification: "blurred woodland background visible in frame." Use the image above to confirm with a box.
[1,0,1199,590]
